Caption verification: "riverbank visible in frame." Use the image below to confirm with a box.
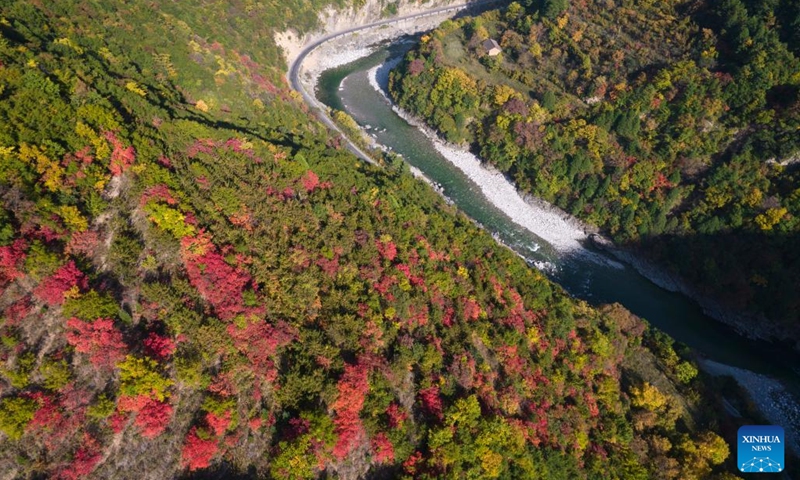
[368,60,622,261]
[700,359,800,455]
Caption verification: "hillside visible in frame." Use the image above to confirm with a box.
[0,1,747,479]
[389,0,800,346]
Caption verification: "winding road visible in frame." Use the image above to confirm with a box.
[286,0,502,165]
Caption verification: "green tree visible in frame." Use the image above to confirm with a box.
[542,0,569,19]
[0,397,37,440]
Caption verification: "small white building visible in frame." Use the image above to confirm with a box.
[482,39,502,56]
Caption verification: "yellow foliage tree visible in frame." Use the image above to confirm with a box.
[57,205,88,232]
[18,143,63,192]
[630,382,668,411]
[755,207,787,231]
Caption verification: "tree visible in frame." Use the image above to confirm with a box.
[135,399,173,438]
[674,361,698,384]
[418,386,444,421]
[542,0,569,19]
[144,332,176,359]
[630,382,668,411]
[542,91,557,111]
[332,362,370,459]
[301,170,320,193]
[65,317,127,369]
[33,261,87,306]
[104,131,135,175]
[57,435,102,480]
[371,432,394,463]
[117,356,173,403]
[0,239,26,286]
[227,320,296,383]
[0,396,37,440]
[181,233,254,320]
[62,290,119,321]
[181,427,219,471]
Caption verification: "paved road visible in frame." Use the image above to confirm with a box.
[287,0,502,165]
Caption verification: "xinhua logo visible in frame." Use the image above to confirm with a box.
[738,425,785,473]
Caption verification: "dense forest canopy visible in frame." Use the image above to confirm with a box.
[0,0,782,479]
[390,0,800,343]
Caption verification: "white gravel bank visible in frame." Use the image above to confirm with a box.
[700,359,800,454]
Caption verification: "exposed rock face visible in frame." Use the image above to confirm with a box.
[276,0,465,67]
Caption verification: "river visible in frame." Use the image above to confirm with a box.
[314,42,800,390]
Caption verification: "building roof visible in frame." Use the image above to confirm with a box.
[482,39,501,51]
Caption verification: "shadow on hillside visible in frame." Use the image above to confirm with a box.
[181,463,256,480]
[620,228,800,347]
[543,227,800,384]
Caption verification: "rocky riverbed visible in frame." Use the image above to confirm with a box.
[700,359,800,455]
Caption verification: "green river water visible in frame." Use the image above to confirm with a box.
[316,43,800,383]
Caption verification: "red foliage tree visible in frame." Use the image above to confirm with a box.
[144,332,176,359]
[117,394,152,413]
[301,170,320,193]
[104,131,136,176]
[418,386,443,421]
[26,390,89,454]
[65,231,99,257]
[205,411,231,437]
[135,398,173,438]
[181,234,256,320]
[409,59,425,76]
[181,427,219,471]
[371,432,395,464]
[584,392,600,417]
[376,238,397,262]
[651,172,673,191]
[139,184,178,206]
[385,403,408,428]
[497,345,526,376]
[316,254,340,278]
[227,320,296,383]
[157,155,173,168]
[55,434,102,480]
[0,239,26,286]
[403,451,423,475]
[108,411,129,433]
[462,297,481,321]
[3,297,32,327]
[65,317,127,369]
[248,417,262,431]
[34,261,87,306]
[332,362,370,459]
[442,306,455,328]
[30,393,64,430]
[407,304,429,328]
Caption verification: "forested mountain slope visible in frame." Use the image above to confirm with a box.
[0,1,739,479]
[390,0,800,346]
